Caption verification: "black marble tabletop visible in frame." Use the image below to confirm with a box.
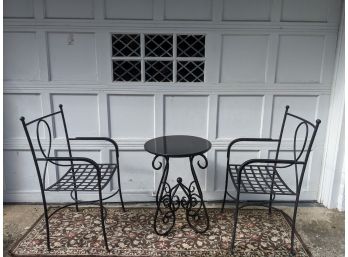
[144,135,211,157]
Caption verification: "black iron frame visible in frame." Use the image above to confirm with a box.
[221,105,321,255]
[20,104,125,252]
[151,154,210,235]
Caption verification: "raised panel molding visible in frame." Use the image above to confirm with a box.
[222,0,272,21]
[51,94,100,138]
[47,32,98,81]
[44,0,94,19]
[281,0,329,22]
[4,150,40,192]
[4,93,43,139]
[4,32,40,81]
[275,35,325,84]
[105,0,154,20]
[108,95,155,139]
[164,0,212,20]
[164,95,209,138]
[113,150,155,193]
[4,0,34,18]
[217,95,264,139]
[220,34,270,83]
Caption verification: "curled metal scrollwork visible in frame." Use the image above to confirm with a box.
[186,155,209,233]
[275,121,310,193]
[195,154,208,169]
[153,155,176,235]
[36,119,52,189]
[153,154,209,235]
[152,155,164,170]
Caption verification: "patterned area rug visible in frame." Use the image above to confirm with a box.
[10,207,311,257]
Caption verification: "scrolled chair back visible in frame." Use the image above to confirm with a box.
[20,104,72,189]
[274,105,321,192]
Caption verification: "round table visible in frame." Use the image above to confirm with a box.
[144,135,211,235]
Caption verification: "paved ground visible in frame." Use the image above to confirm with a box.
[4,203,344,257]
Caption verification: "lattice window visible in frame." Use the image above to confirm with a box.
[177,61,204,82]
[145,61,173,82]
[111,33,205,83]
[177,35,205,57]
[112,34,140,57]
[113,61,141,82]
[145,34,173,57]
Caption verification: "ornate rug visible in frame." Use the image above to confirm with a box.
[10,207,311,257]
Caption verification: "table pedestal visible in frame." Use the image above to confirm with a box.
[152,154,209,235]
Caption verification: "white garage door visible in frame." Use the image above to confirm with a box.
[3,0,341,202]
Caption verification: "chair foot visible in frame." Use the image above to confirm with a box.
[220,205,225,213]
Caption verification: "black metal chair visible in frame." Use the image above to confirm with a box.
[221,105,321,255]
[20,104,125,252]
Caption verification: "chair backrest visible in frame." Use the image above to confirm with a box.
[20,104,72,190]
[274,105,321,192]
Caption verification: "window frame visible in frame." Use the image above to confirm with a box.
[111,32,206,83]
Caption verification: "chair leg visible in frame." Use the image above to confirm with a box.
[42,193,51,251]
[117,166,125,212]
[268,192,274,214]
[230,190,240,255]
[221,166,229,213]
[98,190,109,252]
[290,197,300,255]
[73,190,79,212]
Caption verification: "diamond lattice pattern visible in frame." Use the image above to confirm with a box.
[145,61,173,82]
[112,34,140,57]
[177,35,205,57]
[145,34,173,57]
[113,61,141,81]
[177,61,204,82]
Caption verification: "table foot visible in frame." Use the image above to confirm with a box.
[185,155,209,233]
[152,156,177,235]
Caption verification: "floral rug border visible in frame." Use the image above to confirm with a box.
[9,207,312,257]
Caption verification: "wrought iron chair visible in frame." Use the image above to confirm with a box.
[221,105,321,255]
[20,104,125,252]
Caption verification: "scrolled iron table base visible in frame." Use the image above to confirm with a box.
[144,135,211,236]
[152,155,209,235]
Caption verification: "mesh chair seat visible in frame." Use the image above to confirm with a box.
[229,164,295,195]
[46,164,117,191]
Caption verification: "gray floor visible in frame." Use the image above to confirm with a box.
[4,203,344,257]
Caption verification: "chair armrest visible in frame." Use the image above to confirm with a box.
[37,156,99,168]
[227,138,278,158]
[236,158,305,176]
[37,156,103,178]
[240,158,304,167]
[69,137,119,158]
